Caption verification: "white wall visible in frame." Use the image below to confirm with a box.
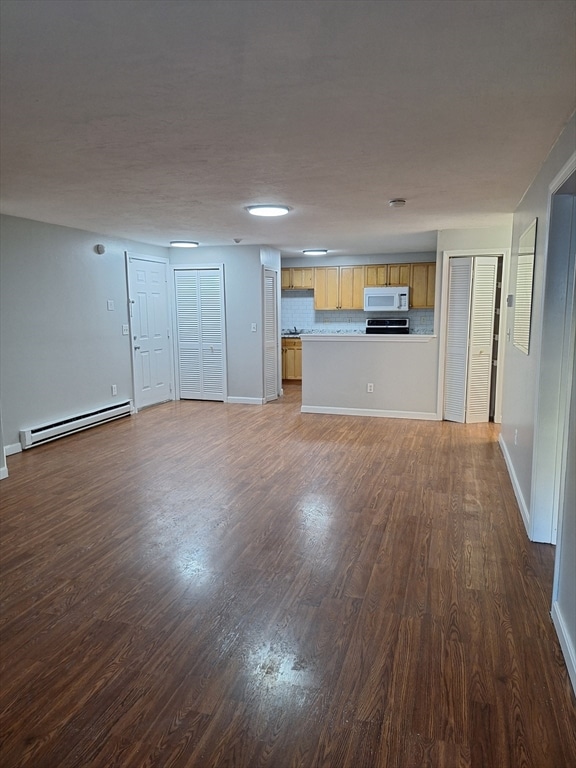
[436,225,513,255]
[500,115,576,541]
[301,336,439,418]
[169,245,280,402]
[0,403,7,479]
[552,317,576,692]
[0,215,167,450]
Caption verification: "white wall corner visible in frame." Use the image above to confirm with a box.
[551,601,576,696]
[4,443,22,456]
[0,466,8,480]
[498,434,530,536]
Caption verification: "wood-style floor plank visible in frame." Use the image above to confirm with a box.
[1,383,575,767]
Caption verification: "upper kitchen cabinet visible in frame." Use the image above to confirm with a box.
[364,263,411,287]
[387,263,412,286]
[314,266,364,310]
[410,262,436,308]
[364,264,388,287]
[281,267,314,290]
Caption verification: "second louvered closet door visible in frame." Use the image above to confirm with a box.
[444,255,498,423]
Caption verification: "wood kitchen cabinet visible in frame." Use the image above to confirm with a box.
[387,263,411,286]
[281,267,314,290]
[282,337,302,380]
[314,266,364,310]
[364,264,388,287]
[364,263,410,287]
[410,262,436,308]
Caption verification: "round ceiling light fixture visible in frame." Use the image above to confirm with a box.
[303,249,328,256]
[245,204,291,217]
[388,198,407,208]
[170,240,199,247]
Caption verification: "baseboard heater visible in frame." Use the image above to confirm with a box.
[19,400,132,449]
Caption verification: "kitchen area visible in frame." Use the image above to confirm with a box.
[281,253,436,418]
[281,254,440,420]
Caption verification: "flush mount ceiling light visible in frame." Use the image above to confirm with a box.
[388,198,407,208]
[170,241,199,247]
[303,249,328,256]
[245,205,291,217]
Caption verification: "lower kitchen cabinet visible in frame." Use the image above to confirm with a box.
[282,337,302,380]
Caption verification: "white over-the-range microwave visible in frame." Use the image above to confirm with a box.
[364,286,410,312]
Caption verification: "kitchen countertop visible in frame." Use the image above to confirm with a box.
[300,333,436,342]
[282,329,434,338]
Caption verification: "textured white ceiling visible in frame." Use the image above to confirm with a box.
[1,0,574,256]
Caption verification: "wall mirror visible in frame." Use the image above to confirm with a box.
[514,218,537,355]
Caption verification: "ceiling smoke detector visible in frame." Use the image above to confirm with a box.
[388,198,407,208]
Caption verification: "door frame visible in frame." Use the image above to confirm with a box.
[531,153,576,544]
[437,248,510,422]
[125,252,174,412]
[262,266,281,402]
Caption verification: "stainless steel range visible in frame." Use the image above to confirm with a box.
[365,317,410,334]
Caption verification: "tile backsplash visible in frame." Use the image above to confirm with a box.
[281,291,434,334]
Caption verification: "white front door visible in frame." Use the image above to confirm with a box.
[127,255,173,409]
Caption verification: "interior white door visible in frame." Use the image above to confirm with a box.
[466,257,498,422]
[444,257,473,422]
[127,255,172,409]
[174,268,226,401]
[263,269,279,402]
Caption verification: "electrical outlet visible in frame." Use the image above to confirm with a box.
[367,383,374,393]
[122,324,129,335]
[514,429,518,445]
[251,323,257,332]
[111,384,117,396]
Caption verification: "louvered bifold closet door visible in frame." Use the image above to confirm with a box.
[198,270,225,400]
[444,258,473,422]
[175,271,202,399]
[174,268,225,401]
[263,269,279,402]
[466,256,498,423]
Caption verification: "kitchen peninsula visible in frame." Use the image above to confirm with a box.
[300,333,439,420]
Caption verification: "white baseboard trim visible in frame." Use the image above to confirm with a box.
[300,405,440,420]
[552,601,576,696]
[5,443,22,456]
[227,396,266,405]
[498,434,530,535]
[0,465,8,480]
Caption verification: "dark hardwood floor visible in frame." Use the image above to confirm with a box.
[1,382,575,767]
